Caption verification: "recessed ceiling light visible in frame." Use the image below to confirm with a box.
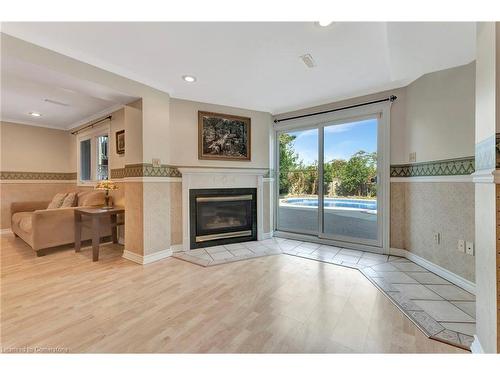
[317,21,333,27]
[182,75,197,83]
[28,112,41,117]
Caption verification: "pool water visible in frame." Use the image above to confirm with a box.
[283,197,377,210]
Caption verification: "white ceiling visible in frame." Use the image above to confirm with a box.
[1,22,476,115]
[1,56,137,129]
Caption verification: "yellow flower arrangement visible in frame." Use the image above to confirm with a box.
[95,180,118,208]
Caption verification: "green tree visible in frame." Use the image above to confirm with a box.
[324,159,347,183]
[336,151,377,197]
[278,133,299,195]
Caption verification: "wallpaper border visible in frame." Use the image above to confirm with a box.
[0,171,77,181]
[390,157,475,178]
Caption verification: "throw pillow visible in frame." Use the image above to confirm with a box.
[47,192,68,209]
[60,192,77,208]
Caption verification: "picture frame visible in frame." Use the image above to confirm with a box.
[198,111,251,161]
[116,130,125,154]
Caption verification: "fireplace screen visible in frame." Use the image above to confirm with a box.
[190,188,257,248]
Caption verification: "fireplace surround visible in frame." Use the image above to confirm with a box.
[178,167,268,251]
[189,188,257,249]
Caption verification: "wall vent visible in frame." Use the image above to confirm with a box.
[44,98,70,107]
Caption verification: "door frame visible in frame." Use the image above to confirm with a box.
[273,101,392,254]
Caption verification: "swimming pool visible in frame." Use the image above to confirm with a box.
[282,197,377,211]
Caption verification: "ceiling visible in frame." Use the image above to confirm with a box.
[1,22,476,116]
[1,55,138,129]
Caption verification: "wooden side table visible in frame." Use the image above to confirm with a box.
[74,207,125,261]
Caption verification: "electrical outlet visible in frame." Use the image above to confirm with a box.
[458,240,465,253]
[152,158,161,168]
[466,241,474,256]
[433,232,441,245]
[409,152,416,163]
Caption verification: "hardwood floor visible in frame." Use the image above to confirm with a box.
[0,234,467,353]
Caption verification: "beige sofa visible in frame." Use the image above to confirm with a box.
[11,191,112,255]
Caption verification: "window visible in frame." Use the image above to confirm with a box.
[80,139,91,181]
[77,125,110,184]
[96,135,109,180]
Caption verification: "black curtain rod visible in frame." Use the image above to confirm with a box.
[71,115,112,135]
[273,95,397,124]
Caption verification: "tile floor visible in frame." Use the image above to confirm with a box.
[172,239,282,267]
[173,237,475,350]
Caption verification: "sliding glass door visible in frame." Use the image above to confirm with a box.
[277,128,319,234]
[321,118,380,246]
[276,116,383,249]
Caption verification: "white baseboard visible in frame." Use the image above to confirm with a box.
[471,335,484,354]
[171,244,184,253]
[261,231,274,240]
[123,248,172,265]
[390,247,476,295]
[0,228,13,236]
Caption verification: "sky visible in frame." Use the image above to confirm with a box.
[287,118,378,165]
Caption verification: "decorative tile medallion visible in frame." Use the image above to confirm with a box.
[390,157,475,177]
[0,171,77,181]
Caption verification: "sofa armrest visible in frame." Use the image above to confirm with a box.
[11,201,49,215]
[30,208,77,250]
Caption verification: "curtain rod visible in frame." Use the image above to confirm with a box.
[273,95,397,124]
[71,115,112,135]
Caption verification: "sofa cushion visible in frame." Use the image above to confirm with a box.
[12,212,33,233]
[60,192,77,208]
[78,190,106,207]
[47,192,67,209]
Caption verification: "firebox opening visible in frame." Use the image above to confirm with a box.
[189,188,257,249]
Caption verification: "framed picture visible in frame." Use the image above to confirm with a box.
[198,111,251,161]
[116,130,125,154]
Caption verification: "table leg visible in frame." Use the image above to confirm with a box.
[111,214,118,244]
[92,215,100,262]
[75,212,82,253]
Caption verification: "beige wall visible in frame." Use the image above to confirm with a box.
[1,121,74,172]
[391,182,475,282]
[108,108,126,169]
[405,62,475,162]
[169,98,272,168]
[124,100,143,165]
[170,182,182,246]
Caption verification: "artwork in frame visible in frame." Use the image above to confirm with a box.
[198,111,251,161]
[116,130,125,154]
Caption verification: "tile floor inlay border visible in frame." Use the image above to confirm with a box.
[277,238,475,351]
[172,239,282,267]
[173,236,475,351]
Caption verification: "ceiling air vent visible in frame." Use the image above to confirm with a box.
[300,54,316,68]
[44,98,70,107]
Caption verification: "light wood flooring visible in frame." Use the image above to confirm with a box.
[0,234,467,353]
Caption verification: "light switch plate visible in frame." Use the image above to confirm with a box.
[465,241,474,256]
[458,240,465,253]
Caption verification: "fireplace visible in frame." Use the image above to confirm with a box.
[189,188,257,249]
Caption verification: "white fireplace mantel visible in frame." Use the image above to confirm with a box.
[178,167,268,251]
